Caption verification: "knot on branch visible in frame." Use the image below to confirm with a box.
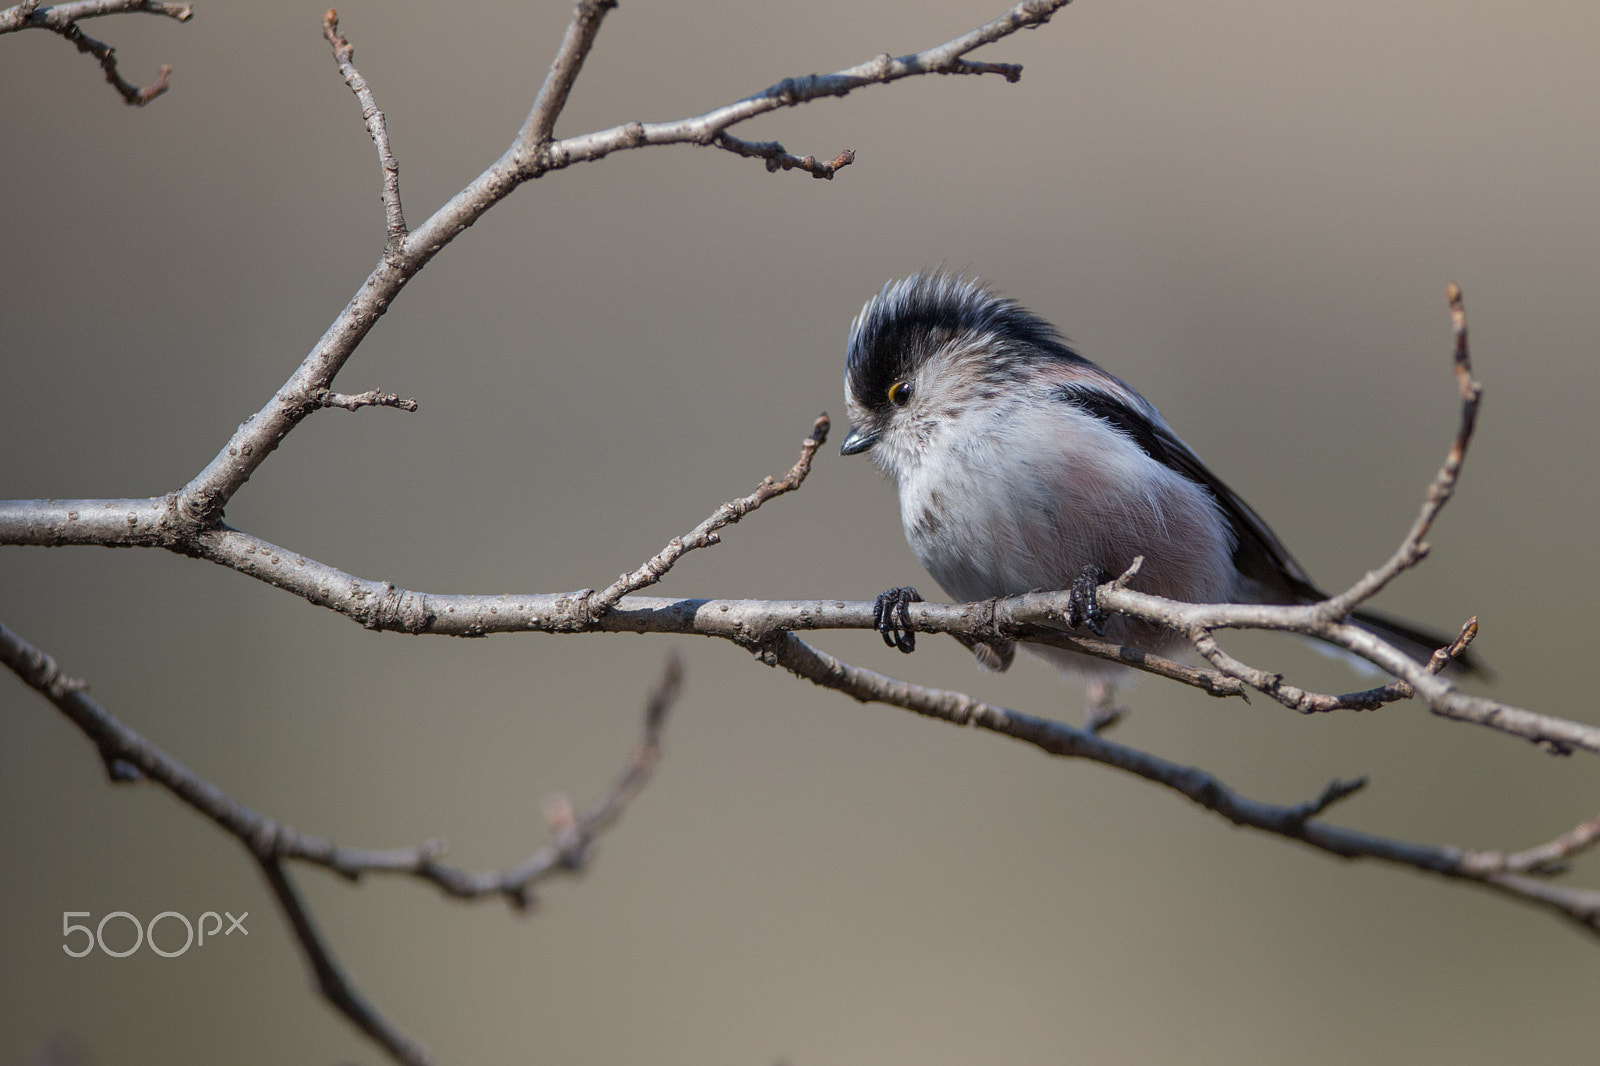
[350,582,435,633]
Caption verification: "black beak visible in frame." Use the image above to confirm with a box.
[839,425,879,456]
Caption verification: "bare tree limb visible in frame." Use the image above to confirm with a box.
[0,0,190,32]
[749,630,1600,937]
[0,617,684,1062]
[533,0,1072,176]
[322,9,407,244]
[517,0,616,149]
[0,0,191,27]
[0,619,682,903]
[121,0,1069,533]
[1,0,191,104]
[8,287,1549,757]
[257,857,432,1066]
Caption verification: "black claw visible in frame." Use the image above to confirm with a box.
[1066,564,1109,635]
[873,586,923,653]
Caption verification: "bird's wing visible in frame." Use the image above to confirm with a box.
[1054,383,1324,604]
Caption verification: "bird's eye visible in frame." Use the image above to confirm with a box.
[887,380,913,406]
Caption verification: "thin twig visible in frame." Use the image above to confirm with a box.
[1294,617,1480,713]
[1460,811,1600,876]
[3,0,191,103]
[310,387,418,413]
[323,9,407,244]
[1312,282,1481,624]
[409,651,681,908]
[713,133,856,179]
[587,415,829,616]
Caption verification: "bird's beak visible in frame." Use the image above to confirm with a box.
[839,424,879,456]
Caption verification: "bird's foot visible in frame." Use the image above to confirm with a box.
[1066,564,1110,635]
[873,586,923,653]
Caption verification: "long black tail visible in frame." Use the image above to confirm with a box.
[1347,606,1487,678]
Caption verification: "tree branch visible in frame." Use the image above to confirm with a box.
[1,0,191,104]
[516,0,617,150]
[713,133,856,179]
[0,0,191,27]
[750,630,1600,937]
[585,414,829,616]
[534,0,1073,176]
[0,617,683,1063]
[258,857,431,1066]
[322,9,407,244]
[310,387,418,413]
[136,0,1069,532]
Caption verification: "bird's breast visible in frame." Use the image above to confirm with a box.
[895,405,1236,607]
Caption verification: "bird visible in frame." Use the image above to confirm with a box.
[839,272,1477,716]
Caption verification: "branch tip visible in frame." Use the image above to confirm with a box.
[321,8,407,241]
[714,133,857,179]
[586,418,830,614]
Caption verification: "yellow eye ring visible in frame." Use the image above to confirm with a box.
[887,380,913,406]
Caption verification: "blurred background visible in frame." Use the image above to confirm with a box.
[3,1,1598,1062]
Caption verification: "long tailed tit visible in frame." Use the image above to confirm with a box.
[840,273,1477,687]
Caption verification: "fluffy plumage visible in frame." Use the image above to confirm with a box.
[842,272,1470,680]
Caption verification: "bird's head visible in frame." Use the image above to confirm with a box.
[841,273,1086,479]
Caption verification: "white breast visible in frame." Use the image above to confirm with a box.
[893,396,1238,611]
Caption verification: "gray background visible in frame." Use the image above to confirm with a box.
[3,1,1598,1063]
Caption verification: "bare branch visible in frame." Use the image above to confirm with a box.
[0,617,682,1062]
[148,0,1068,531]
[713,133,856,179]
[409,651,682,907]
[517,0,617,149]
[322,9,407,243]
[1007,623,1249,699]
[0,0,191,29]
[1289,617,1480,714]
[258,858,431,1066]
[587,415,829,615]
[1460,811,1600,877]
[750,630,1600,937]
[3,509,1592,758]
[310,387,418,413]
[3,0,191,104]
[0,618,681,902]
[536,0,1075,175]
[1313,282,1481,623]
